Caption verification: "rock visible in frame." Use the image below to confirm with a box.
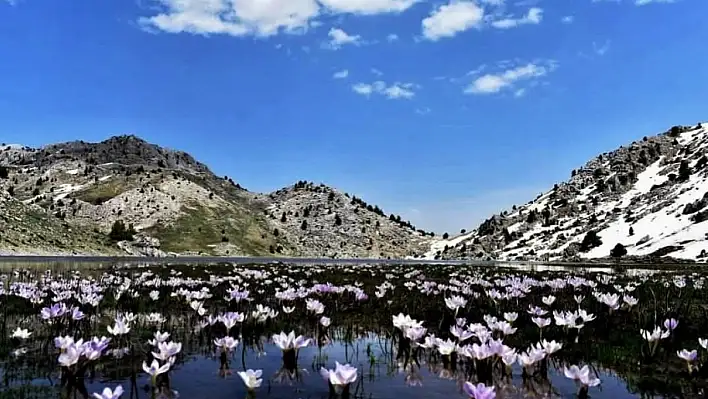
[117,235,166,257]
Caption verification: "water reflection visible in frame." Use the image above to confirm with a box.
[0,261,706,399]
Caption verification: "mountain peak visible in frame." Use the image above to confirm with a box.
[424,122,708,263]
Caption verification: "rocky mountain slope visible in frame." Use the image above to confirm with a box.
[0,135,431,258]
[424,122,708,263]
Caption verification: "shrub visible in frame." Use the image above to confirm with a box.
[580,231,602,252]
[442,232,449,239]
[610,243,627,258]
[108,220,136,241]
[678,160,691,181]
[0,166,8,179]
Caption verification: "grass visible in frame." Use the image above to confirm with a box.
[72,179,130,205]
[147,201,276,255]
[0,198,118,255]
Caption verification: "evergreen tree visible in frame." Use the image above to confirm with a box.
[678,160,691,182]
[580,231,602,252]
[610,243,627,258]
[108,220,136,241]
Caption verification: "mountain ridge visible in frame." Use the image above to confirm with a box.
[423,121,708,263]
[0,135,432,258]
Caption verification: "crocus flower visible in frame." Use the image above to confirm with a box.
[677,349,697,362]
[237,369,263,391]
[142,359,171,378]
[664,318,678,332]
[58,345,81,367]
[320,362,358,386]
[463,382,496,399]
[214,337,239,352]
[273,331,311,351]
[92,385,124,399]
[564,365,601,387]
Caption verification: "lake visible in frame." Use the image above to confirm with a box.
[0,260,706,398]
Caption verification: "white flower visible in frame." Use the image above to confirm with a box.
[320,362,358,386]
[11,327,32,340]
[237,369,263,390]
[142,359,171,377]
[92,385,124,399]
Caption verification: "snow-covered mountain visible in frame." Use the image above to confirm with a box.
[424,122,708,263]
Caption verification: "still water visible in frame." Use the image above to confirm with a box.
[0,260,705,398]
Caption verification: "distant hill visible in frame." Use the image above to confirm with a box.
[0,135,432,257]
[423,122,708,263]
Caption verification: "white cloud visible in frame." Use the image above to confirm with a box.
[352,83,375,95]
[561,15,574,24]
[386,33,399,42]
[415,107,431,115]
[593,40,611,55]
[333,69,349,78]
[318,0,419,14]
[421,1,484,41]
[140,0,319,37]
[464,62,554,94]
[327,27,361,48]
[491,7,542,29]
[371,68,383,76]
[140,0,421,37]
[635,0,676,5]
[351,81,417,99]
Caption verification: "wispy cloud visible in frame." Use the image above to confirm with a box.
[325,28,362,49]
[464,61,556,95]
[386,33,399,42]
[415,107,432,115]
[593,40,611,55]
[635,0,677,4]
[352,81,418,99]
[371,68,383,76]
[561,15,574,24]
[333,69,349,79]
[491,7,543,29]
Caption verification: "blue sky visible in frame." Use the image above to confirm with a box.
[0,0,706,234]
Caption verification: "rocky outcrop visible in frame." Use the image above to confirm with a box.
[117,235,166,257]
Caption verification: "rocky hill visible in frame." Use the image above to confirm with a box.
[0,135,431,258]
[423,122,708,263]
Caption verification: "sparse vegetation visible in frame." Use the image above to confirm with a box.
[108,220,136,242]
